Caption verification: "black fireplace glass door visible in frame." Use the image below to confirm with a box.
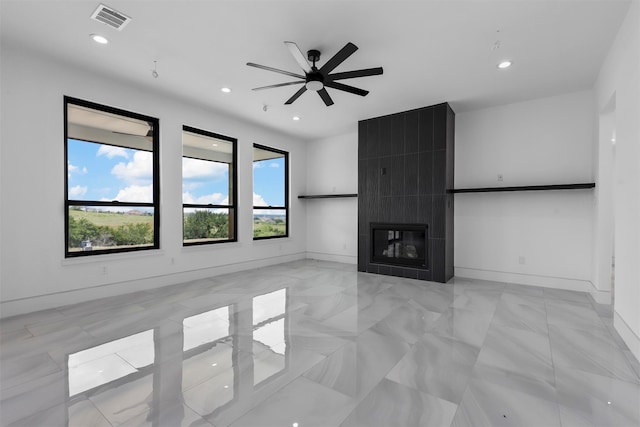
[371,224,428,268]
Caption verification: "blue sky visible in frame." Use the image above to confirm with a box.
[253,158,285,207]
[67,139,153,204]
[67,139,285,210]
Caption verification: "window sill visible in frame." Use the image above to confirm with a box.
[252,236,290,244]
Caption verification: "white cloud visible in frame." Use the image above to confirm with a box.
[253,162,263,169]
[97,145,129,159]
[252,193,285,215]
[182,192,226,205]
[68,162,87,178]
[253,192,268,207]
[108,184,153,203]
[269,162,280,168]
[69,185,87,197]
[182,158,227,179]
[112,151,152,183]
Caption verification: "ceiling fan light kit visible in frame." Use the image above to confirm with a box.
[247,41,383,106]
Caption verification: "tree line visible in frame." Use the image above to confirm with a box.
[68,215,153,248]
[183,210,230,240]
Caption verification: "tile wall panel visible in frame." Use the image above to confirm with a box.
[404,155,419,196]
[391,114,405,156]
[379,158,392,197]
[417,197,433,227]
[418,151,434,195]
[366,158,380,199]
[431,195,447,239]
[390,155,405,196]
[390,196,405,223]
[433,150,447,194]
[419,108,434,152]
[405,110,420,154]
[431,238,446,282]
[404,195,419,224]
[379,116,394,157]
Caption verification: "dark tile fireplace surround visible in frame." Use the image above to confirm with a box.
[358,103,454,283]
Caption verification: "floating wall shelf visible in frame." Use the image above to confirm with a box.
[448,183,595,194]
[298,194,358,199]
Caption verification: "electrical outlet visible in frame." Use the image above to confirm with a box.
[498,174,504,181]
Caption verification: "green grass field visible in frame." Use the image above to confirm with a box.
[253,221,286,237]
[69,209,153,227]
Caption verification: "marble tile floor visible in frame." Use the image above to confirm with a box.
[1,260,639,426]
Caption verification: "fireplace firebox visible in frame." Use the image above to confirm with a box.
[370,223,428,269]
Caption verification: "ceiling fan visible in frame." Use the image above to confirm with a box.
[247,41,383,106]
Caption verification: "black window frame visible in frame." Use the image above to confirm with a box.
[64,96,160,257]
[252,144,289,240]
[182,125,238,246]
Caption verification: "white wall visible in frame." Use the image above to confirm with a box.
[0,44,308,318]
[454,91,596,292]
[305,132,358,264]
[595,0,640,361]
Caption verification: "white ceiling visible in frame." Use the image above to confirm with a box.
[0,0,631,141]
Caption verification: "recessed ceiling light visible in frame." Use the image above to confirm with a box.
[293,116,301,121]
[90,34,109,44]
[497,60,512,69]
[221,87,231,93]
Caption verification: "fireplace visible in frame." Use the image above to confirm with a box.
[370,223,428,269]
[358,102,454,282]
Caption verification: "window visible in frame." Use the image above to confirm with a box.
[182,126,237,245]
[64,97,159,257]
[253,144,288,239]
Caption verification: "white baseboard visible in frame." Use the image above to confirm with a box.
[306,251,357,265]
[454,267,593,292]
[614,311,640,363]
[0,252,306,319]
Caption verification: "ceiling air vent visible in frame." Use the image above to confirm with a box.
[90,4,131,31]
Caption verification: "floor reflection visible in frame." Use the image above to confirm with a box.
[68,329,154,397]
[63,285,291,426]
